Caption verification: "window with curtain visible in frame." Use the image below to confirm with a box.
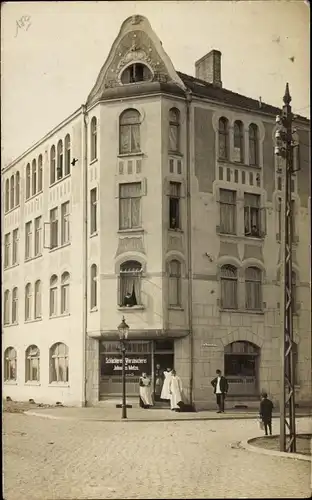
[25,283,32,321]
[32,159,37,196]
[119,182,141,229]
[5,179,9,212]
[220,265,238,309]
[61,272,70,314]
[119,109,141,154]
[169,108,180,152]
[34,280,42,319]
[50,342,69,383]
[4,347,17,381]
[26,164,31,199]
[219,189,236,234]
[233,120,244,163]
[91,117,97,161]
[50,146,56,185]
[64,134,71,175]
[169,182,181,229]
[15,172,20,205]
[12,287,18,324]
[244,193,261,237]
[10,176,15,210]
[4,290,10,324]
[4,233,10,268]
[12,228,19,265]
[49,275,58,317]
[218,117,229,160]
[57,140,63,180]
[169,260,181,307]
[38,155,43,192]
[90,188,97,234]
[249,124,259,166]
[25,345,40,382]
[245,267,262,310]
[90,264,97,309]
[120,260,142,307]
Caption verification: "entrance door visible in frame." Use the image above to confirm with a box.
[153,340,174,405]
[224,341,260,396]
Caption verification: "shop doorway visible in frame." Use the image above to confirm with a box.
[153,340,174,406]
[224,341,260,396]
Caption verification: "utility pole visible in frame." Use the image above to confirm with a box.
[275,83,298,453]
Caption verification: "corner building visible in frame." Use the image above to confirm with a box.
[2,15,311,409]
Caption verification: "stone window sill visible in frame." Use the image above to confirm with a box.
[90,307,98,313]
[118,152,144,158]
[3,322,19,328]
[48,383,70,387]
[4,263,19,271]
[168,306,184,311]
[25,381,41,386]
[118,228,144,234]
[49,242,71,253]
[4,204,21,215]
[218,159,261,169]
[25,318,43,324]
[50,174,71,188]
[118,306,145,311]
[25,254,43,263]
[169,151,183,158]
[168,228,183,233]
[4,380,17,385]
[220,308,264,315]
[25,191,43,203]
[49,313,71,320]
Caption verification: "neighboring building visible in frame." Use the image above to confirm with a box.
[2,15,311,409]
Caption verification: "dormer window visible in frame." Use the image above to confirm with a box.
[121,63,152,84]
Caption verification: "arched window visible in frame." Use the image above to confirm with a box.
[49,275,58,317]
[5,179,9,212]
[90,264,97,309]
[61,272,70,314]
[50,145,56,185]
[10,175,15,209]
[224,341,259,395]
[4,290,10,325]
[25,283,32,321]
[15,172,20,205]
[120,260,142,306]
[57,140,63,180]
[12,287,18,324]
[64,134,71,175]
[218,117,229,160]
[32,159,37,196]
[249,124,259,166]
[169,260,182,307]
[169,108,180,152]
[220,265,237,309]
[50,342,69,383]
[119,109,141,154]
[4,347,17,381]
[34,280,42,319]
[25,345,40,382]
[120,63,152,84]
[245,267,262,310]
[90,117,97,161]
[26,163,31,199]
[233,120,244,163]
[38,155,43,192]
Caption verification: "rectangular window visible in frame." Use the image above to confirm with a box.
[61,202,70,245]
[49,287,57,317]
[4,233,11,268]
[90,188,97,234]
[34,217,42,256]
[244,194,262,237]
[119,183,141,230]
[12,228,19,265]
[169,182,181,230]
[219,190,236,234]
[25,221,32,259]
[50,208,58,249]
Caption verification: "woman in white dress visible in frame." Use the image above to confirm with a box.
[168,370,183,411]
[139,373,153,408]
[160,368,172,401]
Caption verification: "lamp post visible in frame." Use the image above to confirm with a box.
[118,316,130,419]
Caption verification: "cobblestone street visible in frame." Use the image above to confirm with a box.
[3,413,311,499]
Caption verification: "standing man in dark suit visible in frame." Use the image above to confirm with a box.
[259,391,274,436]
[211,369,229,413]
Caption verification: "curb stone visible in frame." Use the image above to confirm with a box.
[239,437,312,462]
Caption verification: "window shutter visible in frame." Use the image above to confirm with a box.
[43,222,51,249]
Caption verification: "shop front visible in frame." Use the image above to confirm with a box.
[99,339,174,401]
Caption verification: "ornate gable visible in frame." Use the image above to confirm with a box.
[87,15,186,105]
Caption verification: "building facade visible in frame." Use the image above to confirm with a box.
[2,15,311,409]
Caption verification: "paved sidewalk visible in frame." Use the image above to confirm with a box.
[25,405,312,422]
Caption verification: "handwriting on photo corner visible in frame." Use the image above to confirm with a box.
[15,16,31,37]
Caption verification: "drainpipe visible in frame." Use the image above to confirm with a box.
[82,104,88,406]
[185,90,194,406]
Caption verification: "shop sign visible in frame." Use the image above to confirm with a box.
[101,354,152,377]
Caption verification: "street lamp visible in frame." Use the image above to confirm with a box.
[118,316,130,419]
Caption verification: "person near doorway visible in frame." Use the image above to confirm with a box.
[168,369,183,411]
[154,364,164,401]
[259,391,273,436]
[211,369,228,413]
[139,373,153,409]
[160,368,172,401]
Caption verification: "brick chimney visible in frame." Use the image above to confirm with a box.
[195,50,222,87]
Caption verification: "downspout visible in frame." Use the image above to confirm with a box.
[185,90,194,406]
[82,104,88,406]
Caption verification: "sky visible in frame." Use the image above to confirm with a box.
[1,0,310,167]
